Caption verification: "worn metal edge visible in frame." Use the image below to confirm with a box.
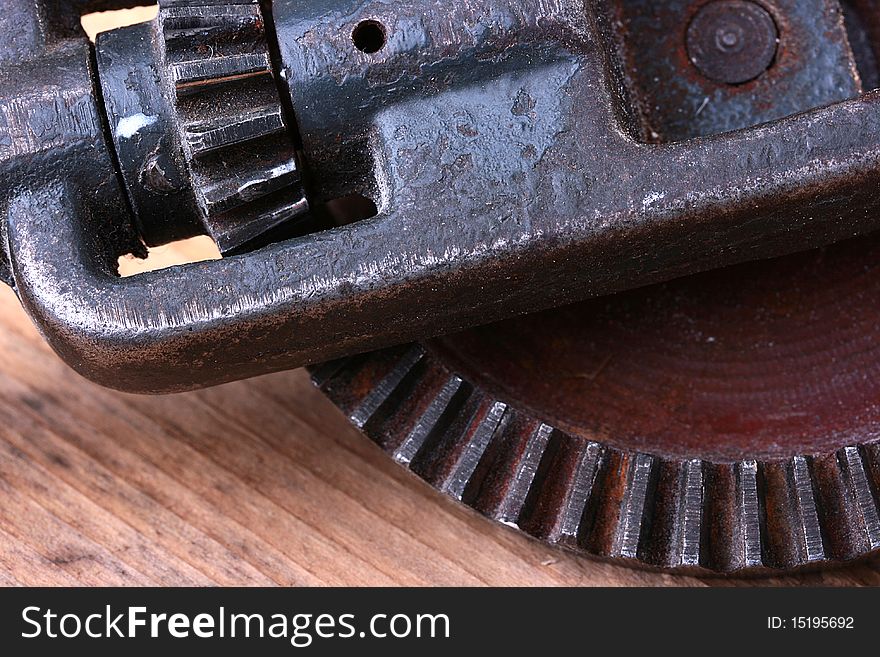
[308,345,880,575]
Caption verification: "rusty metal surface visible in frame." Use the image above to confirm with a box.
[3,1,880,392]
[686,1,779,85]
[602,0,863,141]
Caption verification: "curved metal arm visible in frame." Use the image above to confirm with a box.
[9,86,880,393]
[4,0,880,394]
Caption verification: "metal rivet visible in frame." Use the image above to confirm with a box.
[687,0,779,85]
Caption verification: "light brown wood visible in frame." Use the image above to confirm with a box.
[0,7,875,587]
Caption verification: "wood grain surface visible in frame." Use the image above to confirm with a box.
[0,7,875,587]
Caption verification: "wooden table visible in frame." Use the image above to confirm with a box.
[0,7,876,587]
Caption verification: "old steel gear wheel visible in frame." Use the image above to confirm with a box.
[311,233,880,573]
[3,1,880,574]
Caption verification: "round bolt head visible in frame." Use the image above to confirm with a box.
[687,0,779,85]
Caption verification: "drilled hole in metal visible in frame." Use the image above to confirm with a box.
[352,20,387,54]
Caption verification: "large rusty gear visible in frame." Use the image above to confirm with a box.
[312,232,880,573]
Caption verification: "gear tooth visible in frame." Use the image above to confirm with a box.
[645,459,704,568]
[162,3,262,31]
[437,400,508,501]
[760,456,826,568]
[170,54,271,92]
[209,194,309,253]
[312,350,412,418]
[736,460,765,569]
[812,451,864,559]
[861,444,880,525]
[161,2,262,29]
[840,446,880,551]
[198,153,299,216]
[393,375,467,466]
[762,461,805,568]
[701,463,733,571]
[608,453,656,560]
[577,450,651,559]
[348,347,425,430]
[490,423,555,527]
[545,440,604,548]
[158,0,307,252]
[162,2,269,92]
[579,450,626,557]
[790,456,827,563]
[185,104,286,157]
[676,459,704,567]
[160,0,256,8]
